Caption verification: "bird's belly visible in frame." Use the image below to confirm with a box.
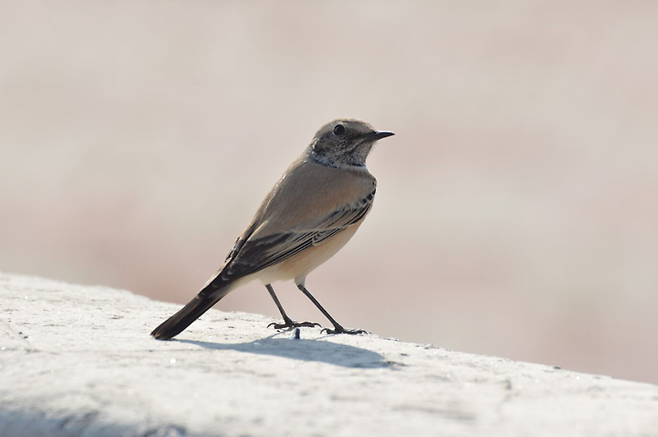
[254,223,362,285]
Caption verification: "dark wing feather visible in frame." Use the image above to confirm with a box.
[221,195,373,279]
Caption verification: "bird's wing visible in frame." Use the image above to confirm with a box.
[219,189,375,280]
[199,155,377,290]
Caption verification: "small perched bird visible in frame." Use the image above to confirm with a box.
[151,118,394,340]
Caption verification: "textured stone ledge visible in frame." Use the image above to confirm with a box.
[1,272,657,437]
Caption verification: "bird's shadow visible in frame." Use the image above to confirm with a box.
[176,333,389,369]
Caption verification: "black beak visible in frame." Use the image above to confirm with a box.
[364,130,395,141]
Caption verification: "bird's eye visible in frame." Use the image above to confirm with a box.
[333,124,346,136]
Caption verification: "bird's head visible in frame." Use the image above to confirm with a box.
[310,118,394,167]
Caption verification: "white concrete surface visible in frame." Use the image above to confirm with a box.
[1,272,657,437]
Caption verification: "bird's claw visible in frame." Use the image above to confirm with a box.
[321,326,368,335]
[267,320,321,330]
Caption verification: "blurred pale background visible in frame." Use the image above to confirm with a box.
[1,2,657,384]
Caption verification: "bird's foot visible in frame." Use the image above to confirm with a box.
[267,320,320,330]
[321,325,368,335]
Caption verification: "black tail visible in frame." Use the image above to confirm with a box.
[151,279,232,340]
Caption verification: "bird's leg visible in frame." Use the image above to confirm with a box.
[296,283,367,335]
[265,284,320,330]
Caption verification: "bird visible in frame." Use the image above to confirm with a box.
[150,118,394,340]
